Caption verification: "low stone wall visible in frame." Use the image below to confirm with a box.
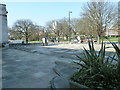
[51,61,92,89]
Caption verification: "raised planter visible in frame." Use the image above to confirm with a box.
[51,76,91,89]
[51,61,92,89]
[51,76,70,88]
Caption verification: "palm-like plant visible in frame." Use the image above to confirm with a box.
[111,42,120,75]
[71,41,120,89]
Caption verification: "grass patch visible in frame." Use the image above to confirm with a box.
[29,40,42,43]
[104,37,119,41]
[60,39,69,41]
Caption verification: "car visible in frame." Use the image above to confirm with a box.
[71,39,78,43]
[8,40,13,43]
[77,40,84,43]
[79,40,84,43]
[8,40,24,44]
[85,39,97,42]
[71,39,84,43]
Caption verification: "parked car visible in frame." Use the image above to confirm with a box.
[8,40,24,44]
[71,39,78,43]
[85,39,97,42]
[79,40,84,43]
[71,39,84,43]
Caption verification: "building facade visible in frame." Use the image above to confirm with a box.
[0,4,8,44]
[105,28,119,37]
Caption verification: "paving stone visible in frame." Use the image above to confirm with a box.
[33,72,46,78]
[2,47,75,88]
[53,61,79,78]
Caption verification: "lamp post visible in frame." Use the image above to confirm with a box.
[69,11,72,42]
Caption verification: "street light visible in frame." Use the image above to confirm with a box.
[69,11,72,42]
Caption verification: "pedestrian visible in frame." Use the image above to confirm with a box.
[42,38,45,46]
[22,41,24,45]
[45,37,48,46]
[42,38,48,46]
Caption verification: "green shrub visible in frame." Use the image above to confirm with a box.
[111,42,120,76]
[71,41,120,89]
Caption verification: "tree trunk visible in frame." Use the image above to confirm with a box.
[25,33,28,44]
[66,35,68,40]
[26,38,28,44]
[97,35,101,44]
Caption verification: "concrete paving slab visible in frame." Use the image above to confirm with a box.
[2,43,116,88]
[2,47,75,88]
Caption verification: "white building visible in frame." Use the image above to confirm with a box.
[0,4,8,44]
[105,28,119,37]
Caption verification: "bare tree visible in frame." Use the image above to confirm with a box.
[82,1,117,43]
[71,18,80,35]
[13,19,34,43]
[29,25,43,41]
[8,27,23,40]
[46,18,70,40]
[57,18,70,40]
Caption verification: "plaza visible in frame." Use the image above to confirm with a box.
[1,1,119,89]
[2,43,115,88]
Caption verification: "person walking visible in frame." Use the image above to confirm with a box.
[42,37,48,46]
[42,38,45,46]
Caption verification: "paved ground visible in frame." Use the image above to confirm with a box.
[2,44,83,88]
[2,43,115,88]
[43,43,116,52]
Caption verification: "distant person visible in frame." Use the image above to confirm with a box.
[51,39,54,42]
[22,41,24,45]
[56,37,59,43]
[42,38,45,46]
[77,36,80,41]
[42,38,48,46]
[45,37,48,45]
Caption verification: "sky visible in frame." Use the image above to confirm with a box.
[5,2,86,27]
[4,1,118,28]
